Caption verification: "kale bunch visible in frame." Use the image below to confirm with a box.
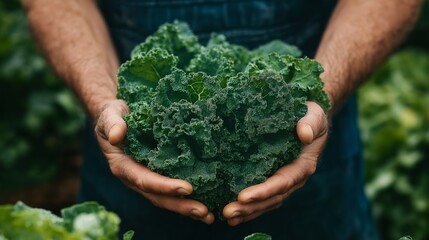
[117,22,330,213]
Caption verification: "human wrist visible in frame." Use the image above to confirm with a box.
[315,53,351,118]
[73,70,118,122]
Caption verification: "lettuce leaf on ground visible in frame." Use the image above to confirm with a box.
[0,201,128,240]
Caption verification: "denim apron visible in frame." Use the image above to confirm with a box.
[79,1,378,239]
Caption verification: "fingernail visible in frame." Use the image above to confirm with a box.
[177,187,191,195]
[303,124,314,144]
[108,124,120,143]
[109,124,119,135]
[202,213,215,224]
[191,209,203,218]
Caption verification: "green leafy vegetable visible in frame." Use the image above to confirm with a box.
[398,236,413,240]
[0,201,130,240]
[118,21,330,213]
[122,231,135,240]
[244,233,272,240]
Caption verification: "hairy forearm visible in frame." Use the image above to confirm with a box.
[316,0,422,114]
[23,0,119,120]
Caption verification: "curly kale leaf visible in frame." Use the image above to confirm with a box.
[117,22,330,214]
[131,21,199,69]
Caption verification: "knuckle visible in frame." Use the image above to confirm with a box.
[94,111,110,139]
[135,173,150,193]
[118,101,130,114]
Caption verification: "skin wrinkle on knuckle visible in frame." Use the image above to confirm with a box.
[318,115,329,136]
[94,125,106,139]
[136,171,151,193]
[94,112,107,137]
[118,101,129,114]
[118,166,131,183]
[190,207,207,219]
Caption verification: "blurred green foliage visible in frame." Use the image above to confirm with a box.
[359,49,429,240]
[0,201,123,240]
[358,1,429,239]
[0,2,84,192]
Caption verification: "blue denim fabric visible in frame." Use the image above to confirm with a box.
[79,1,378,239]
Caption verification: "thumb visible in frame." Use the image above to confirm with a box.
[108,123,127,145]
[296,102,328,145]
[95,100,129,145]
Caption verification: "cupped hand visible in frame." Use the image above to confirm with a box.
[94,99,214,224]
[223,102,329,226]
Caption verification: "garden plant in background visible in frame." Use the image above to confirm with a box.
[358,4,429,238]
[0,1,84,193]
[359,49,429,240]
[0,201,131,240]
[0,201,272,240]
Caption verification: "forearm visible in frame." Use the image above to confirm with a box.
[316,0,422,114]
[23,0,119,120]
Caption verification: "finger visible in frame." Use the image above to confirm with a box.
[223,193,284,219]
[95,132,194,196]
[237,160,308,203]
[94,99,129,145]
[237,102,328,203]
[106,153,194,196]
[227,202,283,226]
[108,123,127,145]
[137,192,215,224]
[297,102,328,145]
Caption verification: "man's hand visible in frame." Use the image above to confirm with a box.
[94,99,215,224]
[222,0,422,227]
[223,102,328,226]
